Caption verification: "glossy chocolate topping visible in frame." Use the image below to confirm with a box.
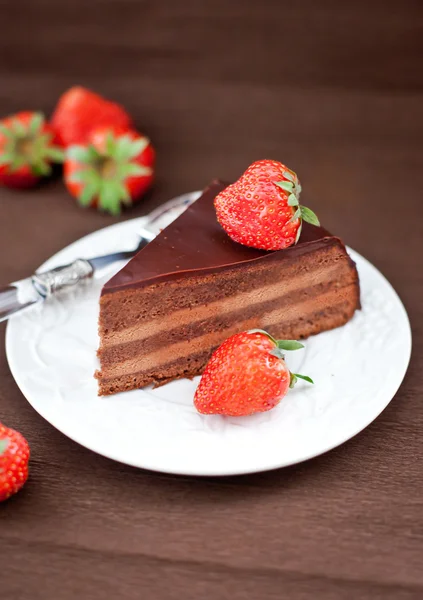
[102,181,334,294]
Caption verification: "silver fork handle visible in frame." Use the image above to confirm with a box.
[32,259,94,299]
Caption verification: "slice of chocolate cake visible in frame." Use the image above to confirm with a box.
[96,181,360,395]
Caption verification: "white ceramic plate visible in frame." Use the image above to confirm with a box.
[6,198,412,476]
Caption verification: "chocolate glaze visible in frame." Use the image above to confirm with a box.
[102,181,337,295]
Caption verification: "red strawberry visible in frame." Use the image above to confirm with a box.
[0,423,30,502]
[194,330,313,417]
[214,159,320,251]
[51,86,132,147]
[0,111,64,188]
[64,125,155,215]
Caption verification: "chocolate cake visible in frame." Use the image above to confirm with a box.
[96,181,360,395]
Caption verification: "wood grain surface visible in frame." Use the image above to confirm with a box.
[1,1,422,598]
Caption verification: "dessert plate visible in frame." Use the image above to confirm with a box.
[6,198,412,476]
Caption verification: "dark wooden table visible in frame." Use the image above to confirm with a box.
[1,2,422,598]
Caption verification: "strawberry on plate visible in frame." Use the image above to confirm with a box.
[64,125,155,215]
[0,111,64,188]
[0,423,30,502]
[194,329,313,417]
[51,86,133,147]
[214,159,320,251]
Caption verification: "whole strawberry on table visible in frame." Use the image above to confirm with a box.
[51,86,133,147]
[0,422,30,502]
[64,125,155,216]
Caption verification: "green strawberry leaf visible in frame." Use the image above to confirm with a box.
[12,118,26,137]
[300,205,320,226]
[45,147,65,163]
[69,169,88,184]
[86,169,103,186]
[114,136,135,161]
[99,181,122,215]
[118,163,147,178]
[293,373,314,384]
[29,112,44,135]
[274,180,294,193]
[99,185,116,213]
[67,145,92,163]
[295,221,303,244]
[78,180,99,207]
[288,193,299,207]
[35,132,53,148]
[0,152,14,166]
[32,161,51,177]
[116,182,131,205]
[0,438,8,454]
[276,340,304,351]
[283,170,295,182]
[108,180,126,202]
[127,137,149,159]
[289,207,301,223]
[0,125,14,138]
[289,372,314,388]
[105,133,116,156]
[10,156,26,171]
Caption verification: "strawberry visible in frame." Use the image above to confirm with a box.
[64,125,155,215]
[51,86,132,147]
[0,111,64,188]
[0,423,30,502]
[194,330,313,417]
[214,159,320,251]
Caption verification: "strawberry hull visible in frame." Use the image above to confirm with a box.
[0,111,64,188]
[64,126,155,215]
